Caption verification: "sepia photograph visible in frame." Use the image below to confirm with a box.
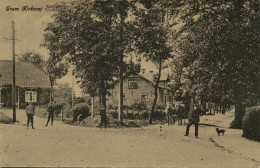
[0,0,259,167]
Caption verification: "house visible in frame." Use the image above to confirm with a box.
[107,69,171,106]
[0,60,51,108]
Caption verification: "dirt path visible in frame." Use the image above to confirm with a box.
[0,109,258,167]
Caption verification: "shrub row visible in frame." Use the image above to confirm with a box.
[242,106,260,142]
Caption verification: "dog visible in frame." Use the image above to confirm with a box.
[216,128,226,136]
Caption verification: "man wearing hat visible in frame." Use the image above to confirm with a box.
[46,102,55,127]
[184,104,204,138]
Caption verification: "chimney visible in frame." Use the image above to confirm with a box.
[141,68,146,74]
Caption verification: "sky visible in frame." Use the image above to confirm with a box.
[0,0,169,96]
[0,0,84,95]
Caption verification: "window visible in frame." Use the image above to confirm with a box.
[141,95,148,103]
[128,79,138,89]
[25,91,37,102]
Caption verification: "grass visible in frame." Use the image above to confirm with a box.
[0,112,14,124]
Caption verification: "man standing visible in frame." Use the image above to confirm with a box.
[45,102,55,127]
[26,102,35,129]
[100,105,106,129]
[185,105,203,138]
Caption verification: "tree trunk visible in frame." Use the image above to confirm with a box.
[118,12,125,121]
[149,61,162,124]
[233,103,245,129]
[91,96,94,118]
[100,81,107,113]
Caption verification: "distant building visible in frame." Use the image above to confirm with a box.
[107,69,171,106]
[0,60,51,108]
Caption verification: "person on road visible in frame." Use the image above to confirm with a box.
[26,102,35,129]
[100,105,106,129]
[165,102,175,125]
[45,102,55,127]
[185,104,204,138]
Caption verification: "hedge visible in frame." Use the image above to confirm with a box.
[72,103,90,121]
[242,106,260,141]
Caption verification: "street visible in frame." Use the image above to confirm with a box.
[0,109,259,167]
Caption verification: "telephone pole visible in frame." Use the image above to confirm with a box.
[4,21,19,122]
[12,21,16,122]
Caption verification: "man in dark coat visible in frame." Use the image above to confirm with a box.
[185,105,204,138]
[45,102,55,127]
[100,105,106,128]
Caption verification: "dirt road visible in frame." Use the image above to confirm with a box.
[0,109,258,167]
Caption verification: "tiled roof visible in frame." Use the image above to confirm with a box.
[0,60,51,89]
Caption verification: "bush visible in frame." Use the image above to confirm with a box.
[242,106,260,141]
[130,102,147,111]
[53,103,65,117]
[35,105,48,118]
[80,115,147,128]
[72,103,90,121]
[0,112,13,124]
[63,107,73,118]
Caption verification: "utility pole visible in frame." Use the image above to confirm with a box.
[12,21,16,122]
[4,21,20,122]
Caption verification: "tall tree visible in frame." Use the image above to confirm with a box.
[176,0,259,128]
[19,52,46,69]
[43,0,139,117]
[135,1,177,124]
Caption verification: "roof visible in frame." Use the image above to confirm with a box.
[139,69,170,82]
[128,74,165,89]
[0,60,51,89]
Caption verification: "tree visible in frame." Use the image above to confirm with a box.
[43,0,140,118]
[18,52,67,101]
[135,1,177,124]
[19,52,46,69]
[175,0,259,128]
[53,83,72,107]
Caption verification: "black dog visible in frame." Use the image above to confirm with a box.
[216,128,226,136]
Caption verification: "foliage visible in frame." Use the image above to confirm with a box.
[63,106,73,118]
[73,97,87,105]
[35,105,48,118]
[130,102,148,111]
[18,52,67,88]
[53,83,72,107]
[52,103,65,117]
[43,0,140,115]
[71,103,90,121]
[135,0,177,123]
[19,52,46,70]
[174,0,259,127]
[0,112,13,124]
[79,115,146,128]
[242,106,260,141]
